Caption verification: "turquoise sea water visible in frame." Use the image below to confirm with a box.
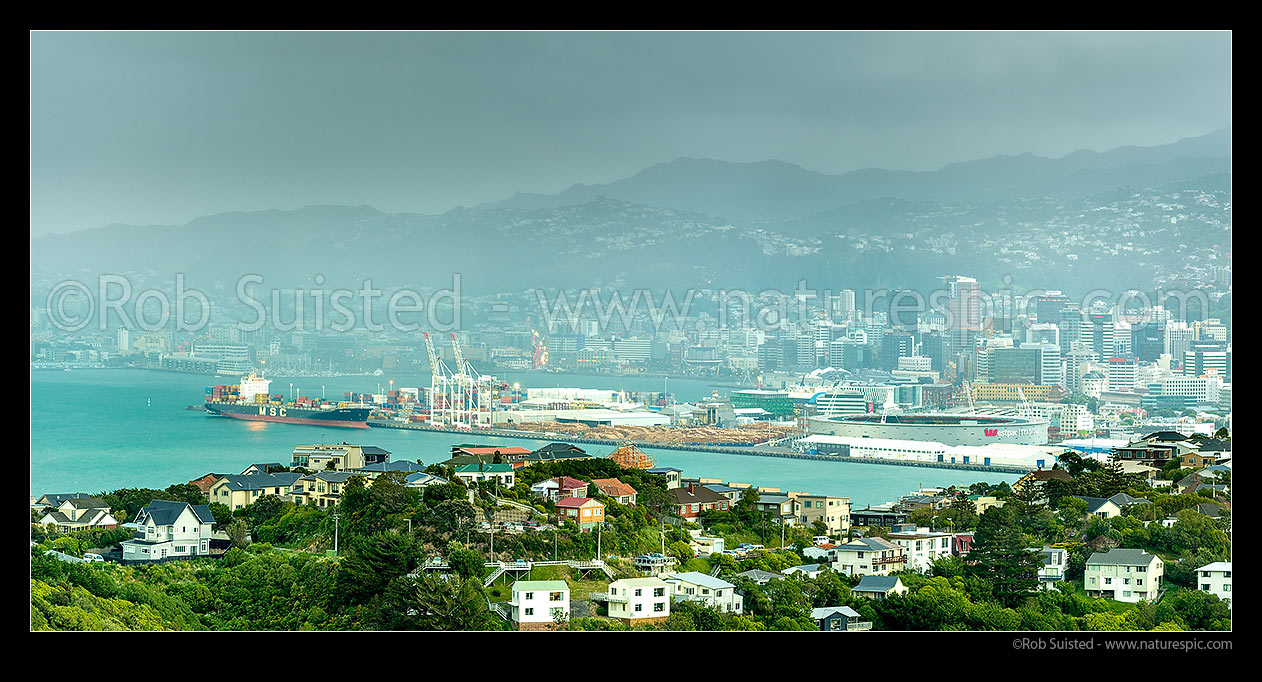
[29,369,1019,505]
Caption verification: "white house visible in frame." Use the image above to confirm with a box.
[509,580,570,630]
[782,563,824,579]
[120,500,216,563]
[605,577,671,625]
[850,575,908,600]
[37,497,118,531]
[1195,561,1231,608]
[1031,546,1067,591]
[1084,549,1163,603]
[828,537,907,576]
[887,525,953,572]
[665,572,744,614]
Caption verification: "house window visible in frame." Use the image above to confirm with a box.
[653,588,664,597]
[549,592,564,602]
[525,608,534,616]
[525,592,533,600]
[635,604,643,612]
[634,588,642,597]
[654,603,665,612]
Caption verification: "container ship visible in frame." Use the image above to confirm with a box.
[203,374,371,428]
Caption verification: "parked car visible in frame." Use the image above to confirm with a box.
[84,553,105,562]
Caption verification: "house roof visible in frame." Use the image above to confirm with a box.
[666,572,735,590]
[301,471,358,483]
[1074,496,1119,514]
[533,442,587,455]
[703,483,738,494]
[811,606,861,620]
[783,564,822,574]
[36,493,90,506]
[735,569,783,582]
[835,537,899,552]
[216,472,302,491]
[556,496,601,509]
[242,462,283,474]
[592,478,637,497]
[63,497,110,510]
[137,500,215,526]
[404,472,449,485]
[356,459,425,473]
[555,476,588,489]
[455,463,514,474]
[668,486,726,505]
[1086,549,1158,567]
[512,580,569,591]
[1196,561,1232,572]
[852,576,903,593]
[646,467,683,474]
[360,446,391,455]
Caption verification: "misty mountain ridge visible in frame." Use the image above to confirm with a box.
[479,127,1230,222]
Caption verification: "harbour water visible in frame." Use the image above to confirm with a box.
[29,369,1020,505]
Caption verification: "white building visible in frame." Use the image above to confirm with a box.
[1031,546,1068,591]
[665,572,744,614]
[120,500,216,563]
[887,525,953,572]
[605,577,672,624]
[1085,549,1163,603]
[827,537,907,576]
[509,580,570,630]
[1195,561,1231,608]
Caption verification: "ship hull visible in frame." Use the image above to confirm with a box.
[204,403,371,428]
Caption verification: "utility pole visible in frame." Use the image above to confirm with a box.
[333,512,340,556]
[597,523,602,561]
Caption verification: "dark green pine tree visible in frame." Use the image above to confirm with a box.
[967,505,1041,607]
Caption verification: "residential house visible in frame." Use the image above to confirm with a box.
[827,537,907,576]
[1012,469,1074,503]
[811,606,872,631]
[850,575,908,600]
[555,497,604,531]
[453,463,516,487]
[887,525,953,572]
[1084,548,1163,603]
[187,473,226,496]
[520,442,591,467]
[354,459,426,479]
[850,506,909,527]
[702,483,741,503]
[239,462,285,476]
[291,443,390,471]
[404,472,449,489]
[755,493,801,526]
[1031,546,1068,591]
[1195,561,1231,608]
[290,471,358,508]
[646,466,683,489]
[782,563,824,579]
[208,471,303,511]
[735,569,783,585]
[120,500,216,563]
[1074,493,1151,520]
[531,476,588,501]
[789,492,852,535]
[509,580,570,630]
[688,531,725,557]
[967,495,1005,514]
[37,497,118,531]
[667,484,730,520]
[952,532,975,559]
[665,572,743,614]
[592,478,638,505]
[443,445,532,468]
[604,577,671,625]
[32,493,90,510]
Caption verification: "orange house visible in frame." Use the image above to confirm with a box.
[556,497,605,531]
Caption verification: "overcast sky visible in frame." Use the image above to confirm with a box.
[30,31,1231,237]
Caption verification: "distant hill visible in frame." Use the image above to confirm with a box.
[480,128,1231,222]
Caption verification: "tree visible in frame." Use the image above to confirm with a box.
[447,541,486,580]
[967,506,1041,607]
[226,520,250,548]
